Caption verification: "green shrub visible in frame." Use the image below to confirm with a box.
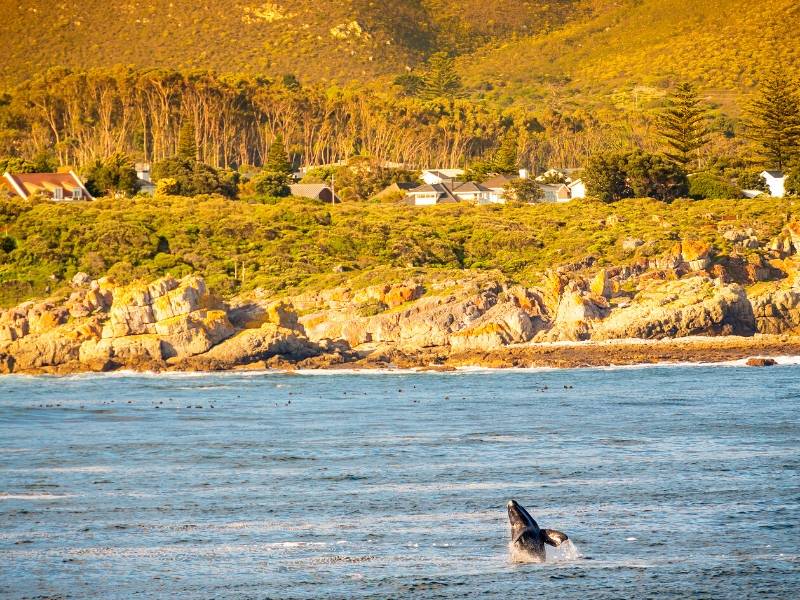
[688,173,741,199]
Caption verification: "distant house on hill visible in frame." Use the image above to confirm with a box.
[539,183,571,203]
[406,181,490,205]
[374,182,418,201]
[135,162,156,195]
[2,171,93,201]
[568,178,586,199]
[289,183,341,203]
[761,171,786,198]
[482,174,516,204]
[421,169,465,185]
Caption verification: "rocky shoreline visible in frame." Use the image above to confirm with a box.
[4,238,800,375]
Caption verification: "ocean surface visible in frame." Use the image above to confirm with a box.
[1,365,799,599]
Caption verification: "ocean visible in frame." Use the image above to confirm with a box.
[1,365,798,598]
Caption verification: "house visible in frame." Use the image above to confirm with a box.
[374,182,419,201]
[761,171,786,198]
[2,171,93,201]
[568,178,586,199]
[405,181,491,205]
[539,183,571,203]
[289,183,341,203]
[483,174,517,204]
[135,162,156,195]
[421,169,465,185]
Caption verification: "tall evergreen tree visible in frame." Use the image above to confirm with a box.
[746,75,800,170]
[420,52,463,101]
[177,120,197,161]
[265,134,292,175]
[657,83,711,170]
[493,130,519,174]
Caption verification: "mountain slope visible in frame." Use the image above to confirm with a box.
[461,0,800,111]
[0,0,580,85]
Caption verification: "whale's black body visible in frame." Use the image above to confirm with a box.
[507,500,569,563]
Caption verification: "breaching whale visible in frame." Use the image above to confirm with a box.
[507,499,569,563]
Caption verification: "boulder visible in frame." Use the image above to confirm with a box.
[185,323,323,369]
[7,318,102,371]
[450,302,538,351]
[746,357,777,367]
[156,310,235,359]
[592,277,756,340]
[751,288,800,334]
[71,272,92,287]
[536,288,608,341]
[80,335,163,367]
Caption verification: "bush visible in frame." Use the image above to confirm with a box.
[252,171,291,197]
[786,164,800,197]
[688,173,741,199]
[736,170,769,193]
[152,157,238,198]
[584,151,688,202]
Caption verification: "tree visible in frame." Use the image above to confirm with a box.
[420,52,463,101]
[657,82,711,169]
[786,163,800,196]
[152,157,238,197]
[393,73,424,97]
[506,178,543,203]
[735,170,769,193]
[625,152,689,201]
[584,151,688,202]
[265,134,292,175]
[584,152,631,202]
[82,153,140,197]
[177,120,198,161]
[493,130,518,174]
[746,75,800,170]
[282,73,300,91]
[252,171,290,197]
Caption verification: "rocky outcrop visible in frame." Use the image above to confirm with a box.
[592,277,755,340]
[536,287,609,342]
[751,288,800,334]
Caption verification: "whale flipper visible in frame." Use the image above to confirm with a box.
[541,529,569,547]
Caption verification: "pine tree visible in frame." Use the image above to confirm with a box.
[420,52,463,101]
[493,130,519,174]
[265,134,292,175]
[177,120,197,161]
[657,83,711,170]
[747,75,800,170]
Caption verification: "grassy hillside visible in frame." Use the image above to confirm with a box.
[0,0,579,85]
[0,194,794,307]
[463,0,800,112]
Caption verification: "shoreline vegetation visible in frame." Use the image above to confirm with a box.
[4,193,800,376]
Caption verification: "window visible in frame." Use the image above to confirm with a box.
[53,188,63,200]
[72,188,82,200]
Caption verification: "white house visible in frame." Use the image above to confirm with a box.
[568,178,586,199]
[406,181,490,205]
[2,171,93,201]
[135,162,156,195]
[539,183,571,203]
[421,169,465,185]
[482,174,516,204]
[761,171,786,198]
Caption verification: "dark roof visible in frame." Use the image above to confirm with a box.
[453,181,490,193]
[763,170,784,178]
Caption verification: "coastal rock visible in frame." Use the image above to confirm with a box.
[156,310,235,359]
[71,272,92,287]
[746,357,777,367]
[6,317,102,371]
[183,323,323,369]
[450,302,539,352]
[536,288,608,342]
[751,288,800,334]
[592,277,755,340]
[79,335,163,367]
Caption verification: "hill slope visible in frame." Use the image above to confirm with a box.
[0,0,580,85]
[462,0,800,111]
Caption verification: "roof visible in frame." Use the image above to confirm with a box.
[407,182,458,202]
[452,181,490,193]
[567,178,584,188]
[2,171,93,200]
[482,174,516,189]
[289,183,342,201]
[762,170,785,179]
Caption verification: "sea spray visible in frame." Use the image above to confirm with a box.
[547,539,581,562]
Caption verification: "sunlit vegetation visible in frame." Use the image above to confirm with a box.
[0,193,794,306]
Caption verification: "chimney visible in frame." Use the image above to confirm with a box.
[519,168,529,180]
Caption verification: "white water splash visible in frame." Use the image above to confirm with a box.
[546,539,581,562]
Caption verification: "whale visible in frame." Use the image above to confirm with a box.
[507,499,569,563]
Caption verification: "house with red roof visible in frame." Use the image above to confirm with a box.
[2,171,93,201]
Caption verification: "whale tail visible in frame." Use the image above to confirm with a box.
[542,529,569,547]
